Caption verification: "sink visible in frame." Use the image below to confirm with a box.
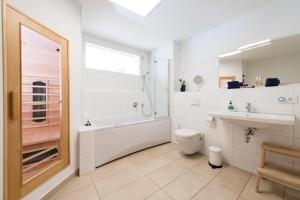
[208,111,295,129]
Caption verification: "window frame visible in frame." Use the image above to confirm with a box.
[84,42,141,76]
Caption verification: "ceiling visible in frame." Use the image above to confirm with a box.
[77,0,274,51]
[220,34,300,62]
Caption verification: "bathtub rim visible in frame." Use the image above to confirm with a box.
[78,117,170,133]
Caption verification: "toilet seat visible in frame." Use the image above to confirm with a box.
[175,129,201,139]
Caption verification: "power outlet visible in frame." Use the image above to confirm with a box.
[277,96,298,104]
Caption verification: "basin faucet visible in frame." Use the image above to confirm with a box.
[245,103,252,113]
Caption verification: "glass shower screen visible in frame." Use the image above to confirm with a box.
[154,58,169,118]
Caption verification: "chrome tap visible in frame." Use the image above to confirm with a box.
[245,103,252,113]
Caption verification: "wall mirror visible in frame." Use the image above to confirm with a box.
[218,34,300,88]
[4,4,69,200]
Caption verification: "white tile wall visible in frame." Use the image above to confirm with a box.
[171,85,300,173]
[81,35,152,126]
[79,129,96,176]
[231,86,294,114]
[82,67,151,126]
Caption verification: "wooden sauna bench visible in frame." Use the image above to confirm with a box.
[22,126,61,181]
[256,142,300,192]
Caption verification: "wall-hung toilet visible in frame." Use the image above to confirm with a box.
[175,129,203,154]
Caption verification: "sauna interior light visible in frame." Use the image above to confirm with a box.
[110,0,162,17]
[239,39,272,51]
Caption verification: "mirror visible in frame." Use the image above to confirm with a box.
[21,25,62,182]
[193,75,203,85]
[218,34,300,88]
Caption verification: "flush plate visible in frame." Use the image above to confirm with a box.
[277,96,298,104]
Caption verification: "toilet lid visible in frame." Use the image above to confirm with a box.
[209,146,222,153]
[175,129,201,139]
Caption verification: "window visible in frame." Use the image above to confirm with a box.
[85,43,140,75]
[110,0,162,17]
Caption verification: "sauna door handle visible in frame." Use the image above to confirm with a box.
[9,91,19,120]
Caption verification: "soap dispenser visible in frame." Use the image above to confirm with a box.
[228,100,235,111]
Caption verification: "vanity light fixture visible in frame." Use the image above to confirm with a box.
[219,50,241,58]
[110,0,162,17]
[239,39,272,51]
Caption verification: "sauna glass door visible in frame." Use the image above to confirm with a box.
[21,25,62,182]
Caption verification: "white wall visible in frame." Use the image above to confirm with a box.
[172,0,300,173]
[245,53,300,85]
[82,34,152,126]
[4,0,82,199]
[179,0,300,90]
[172,85,300,173]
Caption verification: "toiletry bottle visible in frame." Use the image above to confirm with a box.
[228,100,235,111]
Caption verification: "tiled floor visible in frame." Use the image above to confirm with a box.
[49,143,300,200]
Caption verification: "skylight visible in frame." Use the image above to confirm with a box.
[110,0,162,17]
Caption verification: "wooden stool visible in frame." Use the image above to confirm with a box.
[256,142,300,192]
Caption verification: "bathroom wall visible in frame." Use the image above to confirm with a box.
[172,0,300,173]
[178,0,300,90]
[3,0,82,199]
[82,34,151,126]
[172,85,300,173]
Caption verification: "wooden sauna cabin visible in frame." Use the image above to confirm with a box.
[21,26,62,181]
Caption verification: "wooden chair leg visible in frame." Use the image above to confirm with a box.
[256,173,262,193]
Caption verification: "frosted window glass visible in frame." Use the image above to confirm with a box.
[85,43,140,75]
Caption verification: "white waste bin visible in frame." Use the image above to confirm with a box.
[208,146,222,168]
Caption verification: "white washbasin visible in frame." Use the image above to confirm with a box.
[208,111,295,129]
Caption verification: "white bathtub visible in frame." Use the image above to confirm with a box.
[79,118,171,176]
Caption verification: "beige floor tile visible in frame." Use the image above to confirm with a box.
[148,162,188,187]
[192,182,238,200]
[54,185,100,200]
[94,167,144,197]
[146,190,174,200]
[52,174,92,198]
[240,175,284,200]
[128,148,161,165]
[212,165,251,194]
[284,188,300,200]
[103,177,159,200]
[137,155,174,174]
[163,170,209,200]
[151,143,178,154]
[191,157,222,179]
[163,148,185,161]
[175,153,206,169]
[128,143,177,165]
[91,157,134,182]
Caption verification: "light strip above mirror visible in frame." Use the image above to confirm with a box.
[239,39,272,51]
[219,39,272,58]
[219,50,241,58]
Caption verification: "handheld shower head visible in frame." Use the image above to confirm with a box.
[142,72,150,79]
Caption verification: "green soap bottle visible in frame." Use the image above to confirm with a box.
[228,100,235,111]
